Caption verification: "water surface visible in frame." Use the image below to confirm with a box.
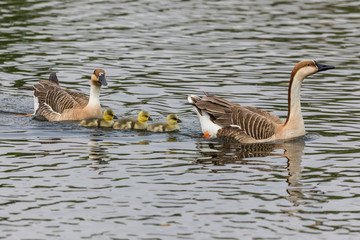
[1,0,360,239]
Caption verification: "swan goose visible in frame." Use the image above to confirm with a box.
[187,60,335,143]
[147,114,182,132]
[113,110,152,130]
[32,69,107,121]
[79,109,117,128]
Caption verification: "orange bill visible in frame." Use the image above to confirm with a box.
[12,113,33,117]
[203,131,211,138]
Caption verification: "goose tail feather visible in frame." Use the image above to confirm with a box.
[187,95,202,116]
[48,72,59,85]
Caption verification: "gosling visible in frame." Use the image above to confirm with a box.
[113,110,152,130]
[147,114,181,132]
[79,109,116,128]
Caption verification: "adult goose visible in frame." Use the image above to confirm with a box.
[33,69,107,121]
[187,60,335,143]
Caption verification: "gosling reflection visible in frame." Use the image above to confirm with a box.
[88,138,108,165]
[195,139,305,205]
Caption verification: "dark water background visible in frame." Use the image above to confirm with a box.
[1,0,360,239]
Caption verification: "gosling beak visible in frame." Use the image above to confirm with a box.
[98,73,107,86]
[315,61,335,72]
[113,115,118,120]
[148,116,153,121]
[177,119,182,123]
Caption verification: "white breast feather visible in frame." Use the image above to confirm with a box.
[198,111,221,137]
[33,94,39,114]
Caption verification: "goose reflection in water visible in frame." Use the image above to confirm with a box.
[195,139,305,206]
[88,138,109,165]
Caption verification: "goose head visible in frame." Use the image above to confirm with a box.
[167,114,182,126]
[291,60,335,81]
[285,60,335,127]
[103,109,116,122]
[91,69,107,87]
[138,110,152,123]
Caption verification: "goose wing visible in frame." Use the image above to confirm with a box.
[35,103,62,121]
[192,93,234,126]
[216,104,280,141]
[191,93,283,140]
[33,80,85,114]
[243,106,283,125]
[63,90,89,108]
[47,72,89,107]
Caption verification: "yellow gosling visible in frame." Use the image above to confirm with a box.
[113,110,152,130]
[79,109,116,128]
[147,114,181,132]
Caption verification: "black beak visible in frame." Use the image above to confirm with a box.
[98,73,107,86]
[148,116,153,121]
[177,119,182,123]
[315,61,335,72]
[113,115,118,120]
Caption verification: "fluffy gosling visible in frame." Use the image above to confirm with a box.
[147,114,181,132]
[113,110,152,130]
[79,109,116,128]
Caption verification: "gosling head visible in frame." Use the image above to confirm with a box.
[103,109,116,122]
[91,69,107,87]
[138,110,152,123]
[291,60,335,81]
[167,114,182,126]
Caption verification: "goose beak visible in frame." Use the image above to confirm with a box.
[177,119,182,123]
[98,73,107,86]
[315,61,335,72]
[113,115,118,120]
[148,116,153,121]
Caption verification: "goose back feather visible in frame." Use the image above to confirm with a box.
[34,80,86,115]
[190,94,280,142]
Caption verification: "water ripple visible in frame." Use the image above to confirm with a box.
[1,0,360,239]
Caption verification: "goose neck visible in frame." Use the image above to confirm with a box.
[88,84,101,106]
[284,76,304,129]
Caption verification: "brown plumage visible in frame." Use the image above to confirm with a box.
[188,60,335,143]
[31,69,107,121]
[189,93,282,142]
